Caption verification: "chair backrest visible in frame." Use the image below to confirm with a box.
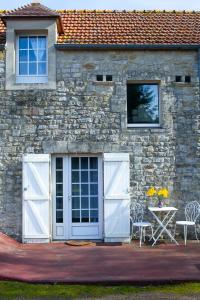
[185,201,200,222]
[130,203,144,223]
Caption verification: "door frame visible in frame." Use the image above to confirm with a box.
[52,154,103,240]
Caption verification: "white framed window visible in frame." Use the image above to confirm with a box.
[127,83,160,128]
[16,35,48,84]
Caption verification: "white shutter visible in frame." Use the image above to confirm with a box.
[23,154,51,243]
[103,153,130,243]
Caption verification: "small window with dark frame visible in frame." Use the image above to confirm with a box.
[96,75,103,81]
[106,75,112,81]
[185,76,191,83]
[127,83,159,126]
[175,76,182,83]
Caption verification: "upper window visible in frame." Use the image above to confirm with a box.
[17,36,48,83]
[127,83,160,127]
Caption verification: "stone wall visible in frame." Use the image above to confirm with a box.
[0,49,199,240]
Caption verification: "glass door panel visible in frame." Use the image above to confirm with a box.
[71,157,99,224]
[55,157,63,223]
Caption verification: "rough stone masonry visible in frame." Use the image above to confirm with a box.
[0,49,200,240]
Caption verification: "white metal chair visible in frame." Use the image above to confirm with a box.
[130,203,154,247]
[174,201,200,245]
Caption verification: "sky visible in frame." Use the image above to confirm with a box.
[0,0,199,11]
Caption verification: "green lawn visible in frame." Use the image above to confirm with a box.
[0,281,200,299]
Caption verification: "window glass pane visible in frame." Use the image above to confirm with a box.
[90,157,98,169]
[90,197,98,209]
[90,184,98,195]
[29,63,37,75]
[72,171,79,183]
[38,36,46,49]
[72,197,80,209]
[72,210,80,223]
[38,50,46,61]
[29,36,37,49]
[81,171,88,183]
[127,84,159,124]
[90,210,98,222]
[19,37,28,49]
[29,50,37,62]
[81,157,88,169]
[81,184,88,195]
[81,197,89,209]
[19,50,28,62]
[90,171,98,183]
[56,198,63,210]
[56,184,63,197]
[56,211,63,223]
[72,184,80,195]
[81,210,89,223]
[56,171,63,183]
[18,36,47,77]
[72,158,79,170]
[19,63,28,75]
[38,62,46,75]
[56,157,63,169]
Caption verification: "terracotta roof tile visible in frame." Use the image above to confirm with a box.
[0,12,6,44]
[2,2,59,18]
[0,9,200,45]
[57,10,200,45]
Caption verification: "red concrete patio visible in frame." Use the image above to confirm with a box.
[0,232,200,284]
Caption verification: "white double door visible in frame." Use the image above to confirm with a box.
[53,156,103,240]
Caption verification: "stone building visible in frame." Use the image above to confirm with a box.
[0,2,199,243]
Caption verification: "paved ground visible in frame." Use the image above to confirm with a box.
[33,295,200,300]
[85,295,200,300]
[7,295,200,300]
[0,233,200,284]
[84,295,200,300]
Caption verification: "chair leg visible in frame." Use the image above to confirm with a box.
[150,225,154,241]
[143,227,146,242]
[173,223,177,239]
[194,225,199,242]
[139,227,143,247]
[184,225,188,246]
[131,225,134,240]
[132,225,138,240]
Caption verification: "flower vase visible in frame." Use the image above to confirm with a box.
[157,199,163,208]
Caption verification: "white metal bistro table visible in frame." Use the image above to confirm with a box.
[148,206,179,246]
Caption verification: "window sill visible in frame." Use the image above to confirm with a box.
[6,77,56,90]
[127,124,160,128]
[93,81,114,86]
[126,126,165,133]
[172,82,191,86]
[16,76,48,84]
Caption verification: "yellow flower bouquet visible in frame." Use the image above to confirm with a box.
[146,187,169,207]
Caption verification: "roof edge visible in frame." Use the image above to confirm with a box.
[0,43,199,51]
[1,9,200,13]
[57,9,200,13]
[55,44,200,50]
[1,15,59,19]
